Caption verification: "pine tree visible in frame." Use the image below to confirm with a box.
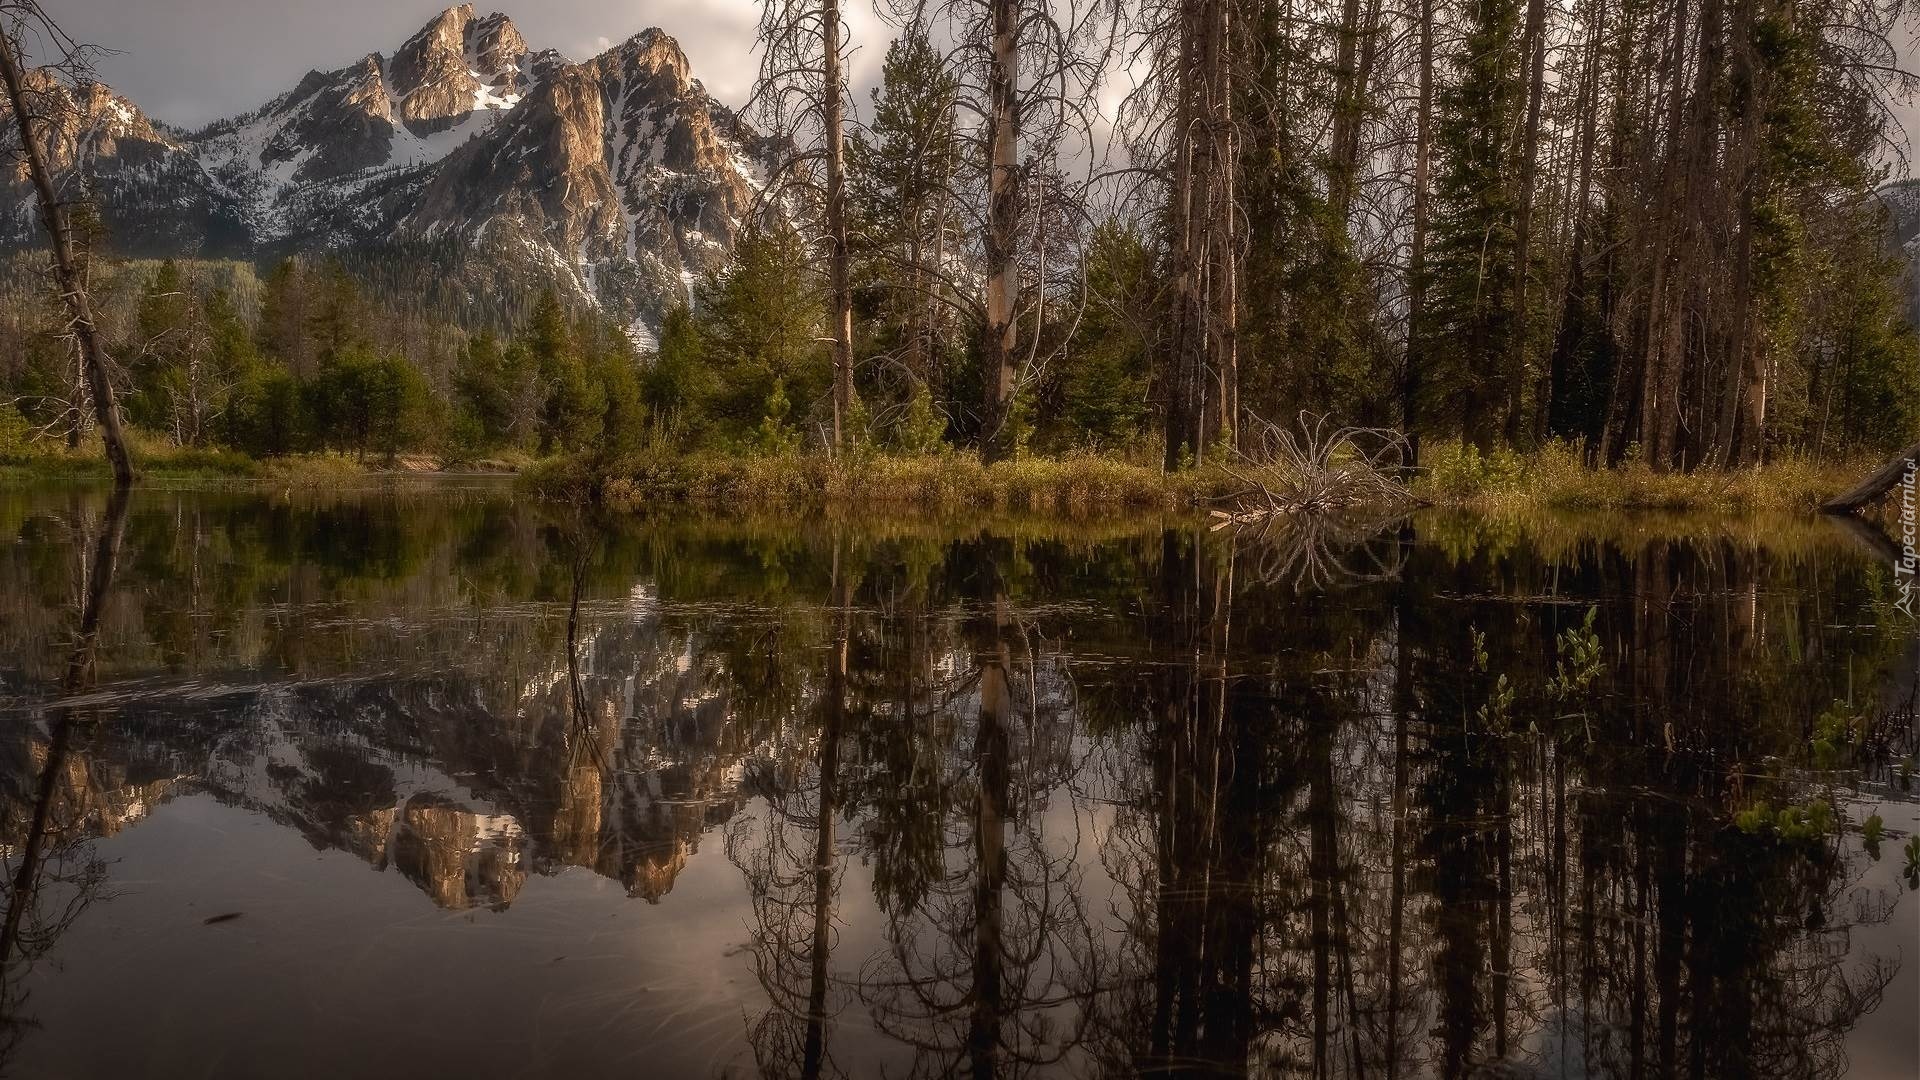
[693,222,828,447]
[1422,0,1526,448]
[850,29,963,431]
[1052,220,1154,448]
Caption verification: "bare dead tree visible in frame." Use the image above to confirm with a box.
[1211,411,1416,520]
[876,0,1117,463]
[1119,0,1240,469]
[0,3,129,486]
[1403,0,1436,465]
[751,0,858,453]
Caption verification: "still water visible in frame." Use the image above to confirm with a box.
[0,481,1914,1079]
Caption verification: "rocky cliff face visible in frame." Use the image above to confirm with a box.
[0,71,245,253]
[0,4,777,339]
[408,27,773,328]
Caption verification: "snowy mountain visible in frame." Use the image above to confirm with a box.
[1874,179,1920,327]
[0,4,781,339]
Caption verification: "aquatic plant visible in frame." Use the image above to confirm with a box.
[1734,799,1836,842]
[1861,813,1884,857]
[1809,702,1864,769]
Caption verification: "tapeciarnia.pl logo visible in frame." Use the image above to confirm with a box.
[1898,459,1917,617]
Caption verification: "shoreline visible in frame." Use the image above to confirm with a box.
[0,441,1888,520]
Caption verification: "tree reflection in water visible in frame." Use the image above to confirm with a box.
[0,486,127,1061]
[0,487,1909,1078]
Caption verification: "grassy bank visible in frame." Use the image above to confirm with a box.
[532,441,1879,517]
[4,421,1885,521]
[0,424,529,485]
[1412,441,1872,515]
[526,449,1255,515]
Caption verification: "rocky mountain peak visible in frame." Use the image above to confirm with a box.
[256,53,395,183]
[0,70,178,177]
[389,5,528,134]
[606,28,694,91]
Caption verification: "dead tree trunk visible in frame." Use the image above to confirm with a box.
[1546,0,1605,445]
[1509,0,1548,445]
[981,0,1021,464]
[1164,0,1237,470]
[0,26,132,487]
[823,0,854,452]
[1821,441,1920,514]
[1402,0,1436,465]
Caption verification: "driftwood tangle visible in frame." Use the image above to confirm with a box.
[1821,439,1920,514]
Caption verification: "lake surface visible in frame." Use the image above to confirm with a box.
[0,481,1914,1079]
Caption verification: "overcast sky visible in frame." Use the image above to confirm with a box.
[46,0,892,127]
[41,0,1920,174]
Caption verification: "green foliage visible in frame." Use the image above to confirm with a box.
[225,367,305,458]
[891,383,949,455]
[1422,0,1525,446]
[849,28,965,439]
[755,378,803,456]
[1046,220,1153,450]
[1550,606,1605,701]
[1420,441,1529,500]
[1860,813,1883,857]
[128,262,262,447]
[682,222,828,449]
[643,302,713,432]
[1734,798,1835,842]
[453,331,524,452]
[1809,701,1862,769]
[305,346,437,463]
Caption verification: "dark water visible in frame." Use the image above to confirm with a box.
[0,482,1915,1079]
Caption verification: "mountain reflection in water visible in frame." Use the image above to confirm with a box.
[0,483,1913,1079]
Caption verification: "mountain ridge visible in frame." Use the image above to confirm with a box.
[0,4,780,342]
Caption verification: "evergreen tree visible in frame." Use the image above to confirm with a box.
[305,345,434,463]
[305,262,371,367]
[1422,0,1525,448]
[850,29,964,427]
[257,258,314,375]
[692,222,828,447]
[644,302,713,438]
[1049,220,1154,448]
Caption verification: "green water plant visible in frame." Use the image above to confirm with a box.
[1734,798,1836,842]
[1862,813,1885,858]
[1809,702,1863,769]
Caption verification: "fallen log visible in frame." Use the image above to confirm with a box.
[1821,439,1920,514]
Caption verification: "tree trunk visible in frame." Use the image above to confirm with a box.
[1712,0,1767,469]
[1164,4,1201,471]
[1402,0,1436,464]
[1509,0,1549,444]
[1208,0,1238,451]
[1821,441,1920,514]
[823,0,854,453]
[1164,0,1236,470]
[0,30,132,487]
[1326,0,1377,220]
[1546,0,1605,444]
[981,0,1021,464]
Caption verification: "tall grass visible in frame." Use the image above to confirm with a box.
[530,449,1257,515]
[1414,440,1867,514]
[0,418,443,485]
